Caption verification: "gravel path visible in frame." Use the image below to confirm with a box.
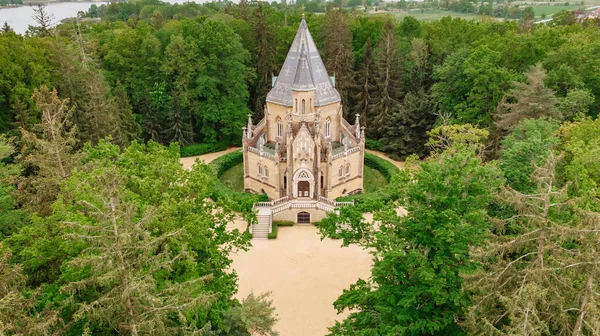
[228,220,373,336]
[179,147,242,170]
[179,148,401,335]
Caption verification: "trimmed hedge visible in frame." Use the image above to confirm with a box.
[268,221,295,239]
[208,150,264,213]
[364,152,400,183]
[180,141,228,158]
[365,139,385,151]
[210,150,243,176]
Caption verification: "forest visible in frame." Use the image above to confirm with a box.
[1,0,600,334]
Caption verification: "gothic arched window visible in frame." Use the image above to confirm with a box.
[258,164,262,176]
[264,166,269,177]
[325,118,331,137]
[277,118,283,137]
[338,166,343,177]
[295,99,298,113]
[302,99,306,114]
[346,163,350,175]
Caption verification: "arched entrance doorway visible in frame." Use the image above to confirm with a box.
[297,211,310,224]
[292,168,314,198]
[297,181,310,197]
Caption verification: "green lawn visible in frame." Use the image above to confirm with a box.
[363,166,387,194]
[530,4,581,18]
[218,163,388,195]
[219,162,245,193]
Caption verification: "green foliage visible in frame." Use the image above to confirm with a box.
[180,141,228,158]
[426,123,489,155]
[363,152,400,183]
[6,140,260,333]
[559,116,600,210]
[0,135,27,239]
[208,150,261,213]
[498,118,560,193]
[222,292,279,336]
[321,148,503,335]
[364,138,384,151]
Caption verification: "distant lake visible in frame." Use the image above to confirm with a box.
[0,0,205,34]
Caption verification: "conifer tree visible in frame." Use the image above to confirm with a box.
[382,90,435,159]
[466,153,600,335]
[496,64,561,131]
[351,39,376,127]
[1,22,13,34]
[27,5,54,37]
[18,86,79,216]
[370,20,403,138]
[60,166,212,335]
[0,244,58,335]
[322,8,355,118]
[250,3,277,119]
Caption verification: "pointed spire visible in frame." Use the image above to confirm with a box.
[247,114,253,138]
[266,17,340,107]
[355,114,361,139]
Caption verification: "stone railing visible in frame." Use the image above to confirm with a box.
[341,118,359,142]
[254,197,354,214]
[331,146,361,160]
[273,196,289,205]
[248,146,275,160]
[318,195,335,206]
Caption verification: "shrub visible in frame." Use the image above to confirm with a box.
[364,152,400,182]
[365,139,385,151]
[267,223,278,239]
[210,150,243,176]
[180,141,228,158]
[268,221,295,239]
[273,221,294,227]
[208,150,258,213]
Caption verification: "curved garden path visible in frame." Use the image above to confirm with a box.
[179,146,403,170]
[180,146,242,170]
[179,147,402,335]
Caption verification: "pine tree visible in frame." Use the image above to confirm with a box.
[18,86,79,216]
[466,153,600,335]
[1,21,13,34]
[60,166,212,335]
[351,39,376,128]
[496,64,561,131]
[382,90,435,159]
[0,244,58,335]
[112,81,140,147]
[371,20,403,139]
[26,4,54,37]
[250,3,277,119]
[322,8,355,118]
[238,0,249,20]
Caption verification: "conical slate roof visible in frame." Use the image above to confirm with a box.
[266,18,341,107]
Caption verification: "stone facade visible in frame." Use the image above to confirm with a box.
[243,17,365,202]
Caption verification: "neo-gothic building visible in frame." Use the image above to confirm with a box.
[242,17,365,207]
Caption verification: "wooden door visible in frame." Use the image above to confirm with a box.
[298,181,310,197]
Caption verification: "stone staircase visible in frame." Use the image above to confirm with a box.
[250,196,354,240]
[252,208,272,239]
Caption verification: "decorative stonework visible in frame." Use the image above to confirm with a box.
[243,16,364,204]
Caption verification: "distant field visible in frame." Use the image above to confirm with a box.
[367,3,598,22]
[530,4,581,18]
[369,9,484,21]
